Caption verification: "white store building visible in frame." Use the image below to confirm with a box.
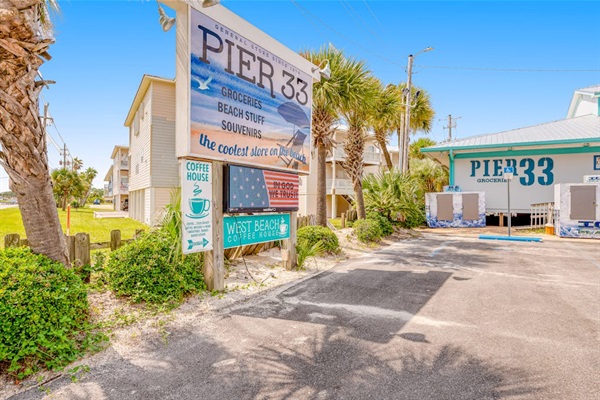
[421,85,600,217]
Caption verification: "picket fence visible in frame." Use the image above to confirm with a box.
[3,214,317,266]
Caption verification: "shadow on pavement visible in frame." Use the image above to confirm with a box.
[232,268,452,344]
[9,331,261,400]
[245,326,543,399]
[374,239,502,270]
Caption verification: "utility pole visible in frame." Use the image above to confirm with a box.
[41,103,50,145]
[442,114,461,141]
[63,143,68,170]
[402,47,433,172]
[402,54,414,173]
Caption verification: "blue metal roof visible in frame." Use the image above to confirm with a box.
[422,114,600,152]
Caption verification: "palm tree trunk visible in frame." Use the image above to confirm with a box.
[353,180,366,220]
[13,176,68,264]
[316,144,328,226]
[312,108,336,227]
[342,126,366,219]
[374,129,393,171]
[0,1,68,265]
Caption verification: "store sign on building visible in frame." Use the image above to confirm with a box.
[189,8,312,174]
[224,165,299,213]
[454,153,600,212]
[223,213,290,249]
[181,160,213,254]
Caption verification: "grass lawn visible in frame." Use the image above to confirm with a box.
[329,218,342,229]
[0,207,147,247]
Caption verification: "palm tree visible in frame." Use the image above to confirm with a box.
[78,167,98,206]
[72,157,83,171]
[52,168,84,211]
[410,137,437,160]
[340,75,379,220]
[0,1,68,264]
[301,46,371,226]
[371,82,401,171]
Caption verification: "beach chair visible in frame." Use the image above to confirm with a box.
[279,130,308,169]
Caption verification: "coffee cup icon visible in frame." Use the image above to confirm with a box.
[189,198,210,218]
[279,220,288,236]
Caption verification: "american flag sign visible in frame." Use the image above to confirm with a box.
[226,165,299,213]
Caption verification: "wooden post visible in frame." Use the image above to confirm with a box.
[110,229,122,251]
[74,233,90,267]
[4,234,20,248]
[65,235,75,267]
[282,211,298,270]
[204,161,225,291]
[341,212,346,229]
[74,233,91,283]
[499,213,505,227]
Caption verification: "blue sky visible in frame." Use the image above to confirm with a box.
[1,0,599,192]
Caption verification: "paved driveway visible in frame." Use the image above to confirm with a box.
[11,233,600,399]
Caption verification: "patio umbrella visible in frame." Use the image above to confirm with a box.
[277,102,310,129]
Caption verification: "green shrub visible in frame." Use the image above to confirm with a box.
[296,239,325,269]
[297,225,340,254]
[106,231,206,305]
[353,219,383,243]
[400,202,426,228]
[366,211,393,236]
[0,248,89,379]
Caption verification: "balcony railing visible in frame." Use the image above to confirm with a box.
[326,178,354,195]
[327,148,381,164]
[119,160,129,169]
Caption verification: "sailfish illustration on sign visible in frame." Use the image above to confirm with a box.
[277,102,310,169]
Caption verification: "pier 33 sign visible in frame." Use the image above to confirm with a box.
[189,7,313,174]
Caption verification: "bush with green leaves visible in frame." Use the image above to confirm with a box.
[106,231,205,305]
[297,225,340,254]
[296,239,326,269]
[0,248,90,379]
[353,218,383,243]
[366,211,393,236]
[363,169,429,228]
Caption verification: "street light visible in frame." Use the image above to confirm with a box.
[401,47,433,172]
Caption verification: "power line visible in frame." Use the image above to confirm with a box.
[417,64,600,72]
[339,0,381,41]
[288,0,405,68]
[289,0,599,76]
[362,0,384,30]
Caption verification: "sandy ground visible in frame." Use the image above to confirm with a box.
[1,226,418,398]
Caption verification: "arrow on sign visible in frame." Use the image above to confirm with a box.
[187,238,209,250]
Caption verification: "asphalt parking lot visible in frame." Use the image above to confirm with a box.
[10,231,600,400]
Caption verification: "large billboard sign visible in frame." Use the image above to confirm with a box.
[181,160,213,254]
[224,165,299,213]
[189,8,312,174]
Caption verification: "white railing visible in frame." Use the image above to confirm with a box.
[326,178,354,195]
[328,148,380,164]
[120,160,129,169]
[530,202,554,228]
[363,150,380,164]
